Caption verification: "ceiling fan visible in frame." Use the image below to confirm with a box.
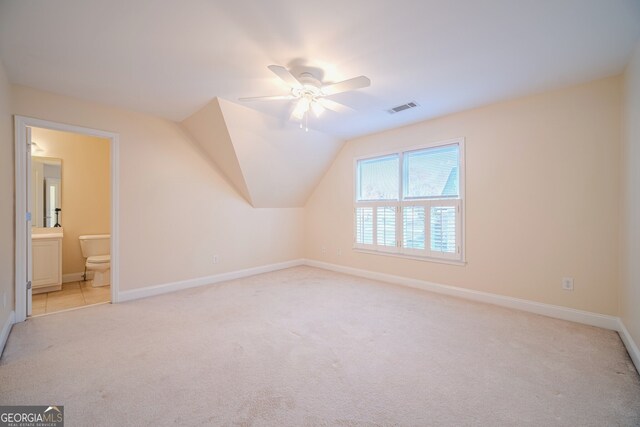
[240,65,371,130]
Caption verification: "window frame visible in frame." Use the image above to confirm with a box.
[353,137,466,265]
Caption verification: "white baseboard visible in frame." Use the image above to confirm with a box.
[617,319,640,374]
[117,259,305,302]
[63,272,92,283]
[303,259,619,331]
[0,310,15,357]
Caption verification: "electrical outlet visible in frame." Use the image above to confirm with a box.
[213,255,219,264]
[337,249,342,256]
[321,246,326,254]
[562,277,574,291]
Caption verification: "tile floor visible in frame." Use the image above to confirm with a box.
[31,281,110,316]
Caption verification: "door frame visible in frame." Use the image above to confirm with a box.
[14,115,120,322]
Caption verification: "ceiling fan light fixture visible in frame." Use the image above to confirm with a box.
[311,100,324,117]
[292,97,310,120]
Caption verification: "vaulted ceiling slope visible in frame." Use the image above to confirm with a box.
[182,98,343,208]
[1,1,639,139]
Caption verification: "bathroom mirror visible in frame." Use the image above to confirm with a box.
[31,157,62,228]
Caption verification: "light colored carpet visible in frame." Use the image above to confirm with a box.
[1,266,639,426]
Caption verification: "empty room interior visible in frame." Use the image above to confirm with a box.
[1,1,640,425]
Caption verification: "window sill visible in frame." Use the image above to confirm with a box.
[352,248,466,266]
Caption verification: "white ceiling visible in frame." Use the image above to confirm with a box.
[1,0,639,139]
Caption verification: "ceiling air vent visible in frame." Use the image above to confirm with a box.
[387,101,419,114]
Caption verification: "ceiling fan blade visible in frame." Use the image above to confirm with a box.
[239,95,295,101]
[318,97,355,113]
[321,75,370,96]
[268,65,303,89]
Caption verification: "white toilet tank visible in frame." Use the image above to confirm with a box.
[79,234,110,258]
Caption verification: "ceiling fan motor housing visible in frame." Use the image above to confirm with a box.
[292,72,322,98]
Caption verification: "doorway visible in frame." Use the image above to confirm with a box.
[14,116,120,322]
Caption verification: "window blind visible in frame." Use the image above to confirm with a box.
[357,155,399,201]
[430,206,457,253]
[403,206,425,250]
[355,207,374,245]
[404,145,459,199]
[376,206,397,247]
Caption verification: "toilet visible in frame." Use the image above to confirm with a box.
[78,234,110,287]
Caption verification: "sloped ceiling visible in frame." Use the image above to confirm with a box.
[181,99,253,203]
[1,1,639,139]
[2,1,638,207]
[182,98,343,208]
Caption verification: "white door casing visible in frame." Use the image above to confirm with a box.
[26,126,32,316]
[14,115,120,321]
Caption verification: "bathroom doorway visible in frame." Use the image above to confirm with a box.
[14,116,120,322]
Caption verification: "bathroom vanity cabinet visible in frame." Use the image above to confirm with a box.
[32,229,63,294]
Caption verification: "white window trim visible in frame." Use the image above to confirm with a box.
[353,137,466,265]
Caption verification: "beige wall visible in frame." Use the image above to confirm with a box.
[4,72,628,321]
[12,85,304,292]
[0,60,14,324]
[31,128,110,275]
[305,76,622,315]
[621,42,640,346]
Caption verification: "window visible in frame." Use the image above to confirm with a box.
[354,138,464,262]
[404,145,459,199]
[356,155,399,201]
